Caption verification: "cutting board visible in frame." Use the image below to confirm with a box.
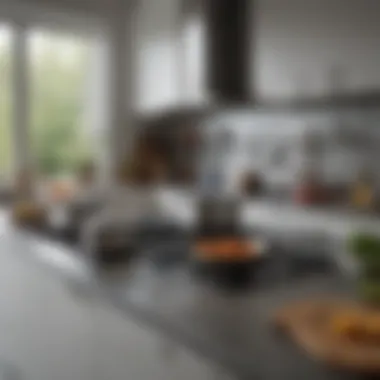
[274,298,380,374]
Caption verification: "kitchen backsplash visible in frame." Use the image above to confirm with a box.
[201,108,380,194]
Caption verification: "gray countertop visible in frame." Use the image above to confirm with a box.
[2,213,362,380]
[90,244,359,380]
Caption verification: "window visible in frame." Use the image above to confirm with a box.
[0,24,13,184]
[29,29,95,182]
[135,14,207,112]
[0,10,109,197]
[182,17,206,104]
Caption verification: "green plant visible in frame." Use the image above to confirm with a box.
[358,279,380,303]
[348,233,380,265]
[349,232,380,304]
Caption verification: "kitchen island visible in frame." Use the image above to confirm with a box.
[0,210,365,380]
[90,242,358,380]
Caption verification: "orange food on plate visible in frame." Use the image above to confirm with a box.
[331,311,380,345]
[195,238,257,262]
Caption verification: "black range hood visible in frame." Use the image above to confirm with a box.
[204,0,251,104]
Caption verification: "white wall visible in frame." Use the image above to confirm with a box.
[254,0,380,101]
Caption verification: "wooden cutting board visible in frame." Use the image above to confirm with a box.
[274,299,380,374]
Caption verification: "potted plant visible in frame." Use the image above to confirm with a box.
[348,232,380,305]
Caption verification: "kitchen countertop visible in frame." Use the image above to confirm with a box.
[1,211,364,380]
[158,188,380,238]
[89,241,360,380]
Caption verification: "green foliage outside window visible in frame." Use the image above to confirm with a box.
[0,33,93,180]
[0,40,12,179]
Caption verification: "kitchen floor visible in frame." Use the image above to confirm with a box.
[0,213,224,380]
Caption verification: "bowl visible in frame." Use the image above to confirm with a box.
[192,237,267,290]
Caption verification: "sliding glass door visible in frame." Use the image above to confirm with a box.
[0,24,13,185]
